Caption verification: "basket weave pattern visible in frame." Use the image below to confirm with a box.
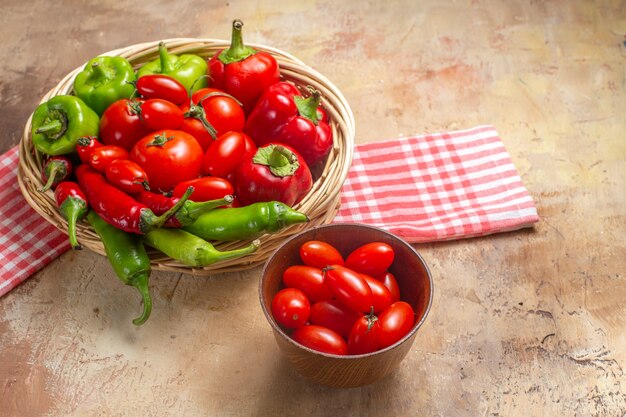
[18,38,355,275]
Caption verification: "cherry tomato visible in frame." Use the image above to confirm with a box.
[271,288,310,329]
[180,115,215,151]
[191,88,245,137]
[345,242,395,277]
[309,299,361,339]
[171,177,234,203]
[140,99,184,131]
[291,325,347,355]
[76,136,103,164]
[136,75,188,105]
[283,265,332,303]
[377,301,415,349]
[323,265,373,314]
[201,131,251,178]
[105,159,150,194]
[130,129,204,193]
[348,314,381,355]
[361,274,393,313]
[89,145,129,173]
[100,98,151,151]
[300,240,345,269]
[377,271,401,303]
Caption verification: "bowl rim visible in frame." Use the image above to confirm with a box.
[259,222,434,359]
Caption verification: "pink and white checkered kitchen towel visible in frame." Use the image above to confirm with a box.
[334,125,539,242]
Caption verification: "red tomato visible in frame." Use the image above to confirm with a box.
[309,299,361,339]
[323,265,373,314]
[140,99,184,131]
[89,145,129,173]
[300,240,344,269]
[100,98,151,151]
[377,301,415,349]
[348,315,381,355]
[282,265,332,303]
[361,274,393,313]
[136,75,188,105]
[171,177,233,203]
[180,115,215,151]
[377,272,401,303]
[191,88,245,137]
[105,159,150,194]
[271,288,310,329]
[201,131,250,178]
[130,129,204,193]
[345,242,395,277]
[76,136,103,164]
[291,325,347,355]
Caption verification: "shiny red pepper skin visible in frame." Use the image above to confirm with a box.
[135,191,183,228]
[244,82,333,168]
[76,136,103,164]
[54,181,88,249]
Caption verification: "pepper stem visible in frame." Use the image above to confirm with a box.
[39,163,60,193]
[130,272,153,326]
[143,186,195,232]
[185,195,234,219]
[158,42,175,74]
[294,88,321,125]
[218,19,257,64]
[90,62,108,80]
[198,239,261,266]
[184,104,218,139]
[253,145,300,177]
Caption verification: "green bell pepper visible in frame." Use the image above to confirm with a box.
[73,56,136,116]
[31,95,100,156]
[137,42,207,94]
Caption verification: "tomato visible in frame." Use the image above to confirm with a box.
[323,265,373,313]
[345,242,395,277]
[89,145,129,173]
[309,299,361,339]
[291,325,347,355]
[191,88,245,137]
[271,288,310,329]
[300,240,344,269]
[100,98,151,151]
[140,99,184,131]
[180,115,215,151]
[201,131,252,178]
[136,75,188,105]
[347,314,381,355]
[76,136,103,164]
[377,271,401,303]
[283,265,332,303]
[105,159,150,194]
[377,301,415,349]
[361,274,393,313]
[130,129,204,193]
[171,177,233,203]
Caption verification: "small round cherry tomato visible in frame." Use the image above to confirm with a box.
[377,271,401,303]
[323,265,373,314]
[105,159,150,194]
[171,177,234,203]
[378,301,415,349]
[140,99,184,131]
[283,265,332,303]
[361,274,393,313]
[300,240,344,269]
[309,299,361,339]
[100,98,151,151]
[201,131,250,178]
[180,114,215,151]
[348,314,381,355]
[291,325,347,355]
[345,242,395,277]
[136,75,188,105]
[76,136,103,164]
[89,145,130,173]
[271,288,310,329]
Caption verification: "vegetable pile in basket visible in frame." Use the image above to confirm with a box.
[30,20,334,325]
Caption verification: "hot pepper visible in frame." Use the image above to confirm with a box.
[208,19,280,113]
[54,181,88,250]
[73,56,136,116]
[144,229,260,267]
[86,210,152,325]
[75,164,193,234]
[39,156,72,192]
[31,95,100,156]
[76,136,103,163]
[183,201,308,241]
[244,82,333,168]
[137,42,207,94]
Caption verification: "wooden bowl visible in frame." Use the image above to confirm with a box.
[259,223,433,388]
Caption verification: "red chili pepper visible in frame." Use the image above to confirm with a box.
[208,19,280,114]
[76,136,103,164]
[54,181,88,250]
[39,156,73,192]
[75,164,193,234]
[244,82,333,168]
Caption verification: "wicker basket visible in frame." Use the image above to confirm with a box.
[18,38,355,275]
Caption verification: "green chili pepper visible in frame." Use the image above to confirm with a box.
[137,42,207,94]
[144,228,260,267]
[73,56,136,116]
[87,210,152,326]
[31,95,100,156]
[183,201,309,241]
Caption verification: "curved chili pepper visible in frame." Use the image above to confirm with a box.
[39,156,73,192]
[75,164,193,234]
[54,181,88,250]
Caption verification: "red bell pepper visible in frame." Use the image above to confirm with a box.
[39,156,73,193]
[54,181,88,250]
[244,82,333,168]
[234,143,312,207]
[208,19,280,114]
